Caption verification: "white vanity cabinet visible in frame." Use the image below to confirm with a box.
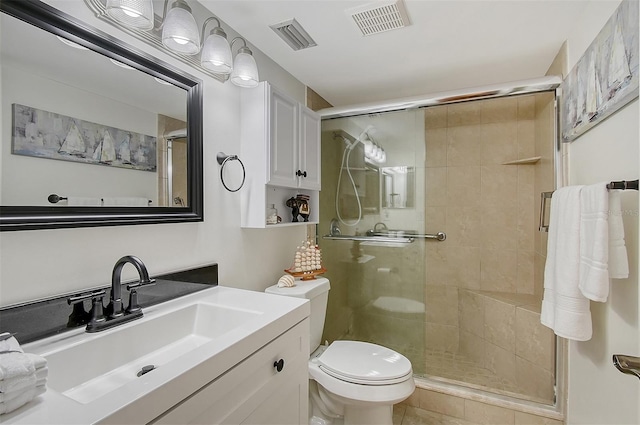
[240,82,320,228]
[150,319,309,425]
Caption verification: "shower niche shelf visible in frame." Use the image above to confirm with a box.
[502,156,541,165]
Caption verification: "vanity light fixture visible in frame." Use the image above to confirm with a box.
[230,37,259,88]
[162,0,200,55]
[110,58,136,69]
[56,36,89,50]
[106,0,154,30]
[200,17,232,74]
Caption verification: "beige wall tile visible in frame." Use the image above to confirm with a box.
[426,244,449,286]
[447,246,481,290]
[481,97,518,124]
[464,399,515,425]
[403,387,422,407]
[420,390,465,419]
[517,120,536,159]
[448,125,482,166]
[485,341,516,383]
[459,290,485,336]
[426,285,459,325]
[425,323,459,353]
[517,95,536,120]
[481,165,518,209]
[514,411,564,425]
[448,102,482,126]
[517,250,535,294]
[515,356,555,402]
[534,253,546,299]
[516,307,555,370]
[480,204,518,251]
[517,166,535,252]
[426,105,448,129]
[481,249,518,292]
[426,167,448,206]
[447,206,481,247]
[481,122,518,165]
[448,166,481,206]
[484,297,516,352]
[426,206,447,231]
[426,127,448,168]
[459,330,485,366]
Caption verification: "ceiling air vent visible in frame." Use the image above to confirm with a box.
[270,19,317,51]
[347,0,410,36]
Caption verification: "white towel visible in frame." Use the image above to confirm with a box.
[102,197,149,206]
[0,367,47,400]
[0,385,46,415]
[67,197,102,206]
[0,352,34,383]
[608,190,629,279]
[578,183,610,302]
[541,186,594,341]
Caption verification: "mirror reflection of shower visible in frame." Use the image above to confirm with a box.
[334,127,386,227]
[164,128,188,207]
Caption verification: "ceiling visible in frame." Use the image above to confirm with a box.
[203,0,591,107]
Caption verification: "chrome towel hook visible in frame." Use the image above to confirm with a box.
[216,152,246,192]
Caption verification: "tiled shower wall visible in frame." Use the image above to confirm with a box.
[423,95,556,403]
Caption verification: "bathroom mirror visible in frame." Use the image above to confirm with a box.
[0,0,203,231]
[381,166,415,209]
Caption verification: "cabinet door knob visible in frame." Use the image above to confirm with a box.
[296,170,308,178]
[274,358,285,372]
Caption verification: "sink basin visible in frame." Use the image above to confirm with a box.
[42,302,262,404]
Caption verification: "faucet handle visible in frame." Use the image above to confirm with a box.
[68,290,107,332]
[126,278,156,291]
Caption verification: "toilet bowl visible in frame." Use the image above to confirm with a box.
[265,277,415,425]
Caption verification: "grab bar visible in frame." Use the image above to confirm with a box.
[323,235,415,243]
[367,231,447,241]
[613,354,640,380]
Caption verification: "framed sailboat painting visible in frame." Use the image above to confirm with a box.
[561,0,638,143]
[11,103,157,171]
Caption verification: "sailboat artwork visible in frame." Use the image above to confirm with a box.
[11,103,157,171]
[561,0,638,143]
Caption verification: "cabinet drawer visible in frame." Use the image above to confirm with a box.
[150,319,309,425]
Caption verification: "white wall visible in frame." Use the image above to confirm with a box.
[564,1,640,423]
[0,0,308,306]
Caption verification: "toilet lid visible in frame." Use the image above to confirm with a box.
[318,341,412,385]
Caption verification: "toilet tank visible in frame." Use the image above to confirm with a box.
[265,277,330,355]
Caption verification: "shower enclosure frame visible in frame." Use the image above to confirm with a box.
[318,75,566,419]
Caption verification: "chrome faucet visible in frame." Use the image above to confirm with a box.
[108,255,155,319]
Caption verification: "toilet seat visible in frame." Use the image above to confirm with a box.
[317,341,412,385]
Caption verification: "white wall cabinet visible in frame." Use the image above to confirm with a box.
[240,82,320,228]
[151,319,309,425]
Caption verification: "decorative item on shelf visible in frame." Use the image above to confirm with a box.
[285,239,326,280]
[266,203,280,225]
[285,194,310,222]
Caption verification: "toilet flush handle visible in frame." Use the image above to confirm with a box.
[274,358,285,372]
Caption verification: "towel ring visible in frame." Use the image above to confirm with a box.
[216,152,245,192]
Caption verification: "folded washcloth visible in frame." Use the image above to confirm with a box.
[0,351,35,383]
[0,367,47,403]
[578,182,610,302]
[541,185,594,341]
[0,384,46,415]
[608,190,629,279]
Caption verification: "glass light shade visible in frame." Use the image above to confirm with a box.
[363,140,374,157]
[201,31,232,74]
[231,49,259,88]
[162,4,200,55]
[106,0,154,30]
[379,150,387,164]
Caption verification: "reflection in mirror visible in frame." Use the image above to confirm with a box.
[0,0,203,230]
[1,13,187,207]
[381,166,415,209]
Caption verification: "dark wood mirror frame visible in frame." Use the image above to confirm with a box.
[0,0,204,231]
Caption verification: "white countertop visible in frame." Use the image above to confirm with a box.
[1,286,309,425]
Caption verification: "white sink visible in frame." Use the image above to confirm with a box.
[42,301,262,404]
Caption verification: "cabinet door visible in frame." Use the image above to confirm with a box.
[298,107,321,191]
[268,90,298,188]
[150,320,309,425]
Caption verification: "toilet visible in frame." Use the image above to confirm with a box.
[265,277,415,425]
